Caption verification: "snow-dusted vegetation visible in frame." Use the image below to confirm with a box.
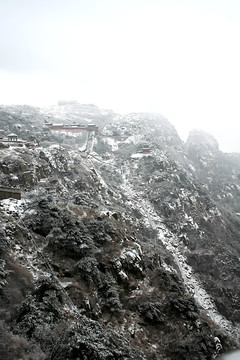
[0,104,239,359]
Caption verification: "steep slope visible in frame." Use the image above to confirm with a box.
[0,106,239,359]
[186,129,240,213]
[93,115,240,328]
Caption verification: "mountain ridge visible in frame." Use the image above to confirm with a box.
[0,103,239,360]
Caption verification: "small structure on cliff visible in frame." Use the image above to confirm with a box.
[0,186,21,200]
[7,133,18,142]
[44,122,99,133]
[0,133,26,148]
[141,147,151,154]
[0,129,5,139]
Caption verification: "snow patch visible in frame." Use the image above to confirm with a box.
[0,198,26,214]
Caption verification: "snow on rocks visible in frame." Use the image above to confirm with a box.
[114,244,144,280]
[0,198,26,216]
[116,156,240,343]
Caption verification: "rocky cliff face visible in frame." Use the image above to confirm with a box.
[0,104,239,359]
[186,129,240,213]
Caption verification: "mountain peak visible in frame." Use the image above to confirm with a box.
[186,129,219,152]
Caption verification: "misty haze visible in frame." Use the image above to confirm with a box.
[0,1,240,359]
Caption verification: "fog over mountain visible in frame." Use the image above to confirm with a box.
[1,1,240,152]
[0,103,239,359]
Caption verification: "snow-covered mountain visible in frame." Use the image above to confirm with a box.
[0,104,239,359]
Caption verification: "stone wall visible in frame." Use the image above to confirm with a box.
[0,187,21,200]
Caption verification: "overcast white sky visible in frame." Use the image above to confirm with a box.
[0,0,239,152]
